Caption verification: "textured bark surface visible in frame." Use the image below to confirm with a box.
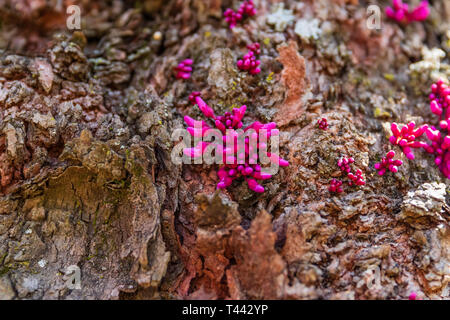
[0,0,449,300]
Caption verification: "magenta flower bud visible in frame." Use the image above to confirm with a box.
[248,179,264,193]
[226,156,236,164]
[254,185,264,193]
[395,9,405,21]
[215,120,226,132]
[267,153,289,167]
[184,115,196,127]
[217,181,226,189]
[244,167,253,175]
[253,172,271,180]
[218,176,232,189]
[442,136,450,150]
[408,1,429,21]
[184,142,208,158]
[391,123,400,136]
[386,150,395,159]
[262,122,277,130]
[218,167,227,179]
[405,152,415,160]
[175,59,194,79]
[431,83,438,93]
[431,100,442,115]
[389,135,397,145]
[385,7,396,19]
[426,127,440,141]
[268,129,279,137]
[400,125,408,135]
[389,165,398,173]
[412,124,428,137]
[410,141,426,148]
[279,158,289,167]
[189,91,201,104]
[232,106,246,126]
[409,292,418,300]
[187,126,207,138]
[247,121,263,131]
[196,97,215,119]
[392,0,402,10]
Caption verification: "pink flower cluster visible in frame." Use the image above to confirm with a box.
[379,80,450,179]
[330,156,366,193]
[337,156,366,186]
[389,121,428,160]
[317,118,328,130]
[422,80,450,178]
[174,59,194,79]
[184,92,289,193]
[348,169,366,186]
[224,0,257,29]
[385,0,430,23]
[408,292,422,300]
[374,150,403,175]
[338,156,354,173]
[237,43,261,75]
[328,178,343,193]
